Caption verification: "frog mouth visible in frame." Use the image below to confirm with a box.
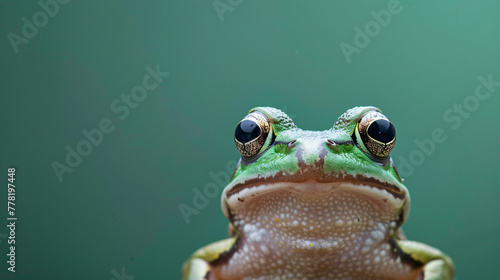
[225,173,405,200]
[223,176,408,226]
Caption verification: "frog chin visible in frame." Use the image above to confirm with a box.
[221,181,410,269]
[222,179,409,225]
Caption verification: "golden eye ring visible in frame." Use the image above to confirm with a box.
[357,111,396,160]
[234,111,272,159]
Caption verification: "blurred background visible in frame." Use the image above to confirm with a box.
[1,0,499,279]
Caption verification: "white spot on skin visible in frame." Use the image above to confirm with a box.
[371,230,384,242]
[260,245,270,255]
[335,219,344,227]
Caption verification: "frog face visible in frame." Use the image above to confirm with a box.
[221,106,409,248]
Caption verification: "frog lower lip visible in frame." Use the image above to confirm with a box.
[226,173,404,199]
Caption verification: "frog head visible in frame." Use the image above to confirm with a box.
[222,106,409,238]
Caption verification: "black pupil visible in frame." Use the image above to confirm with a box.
[367,119,395,143]
[235,120,261,143]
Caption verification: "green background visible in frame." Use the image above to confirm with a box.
[1,0,499,279]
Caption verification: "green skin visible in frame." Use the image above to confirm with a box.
[182,107,454,280]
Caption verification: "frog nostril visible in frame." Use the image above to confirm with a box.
[326,139,348,153]
[286,140,297,150]
[326,139,336,146]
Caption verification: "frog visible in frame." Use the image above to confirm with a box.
[182,106,454,280]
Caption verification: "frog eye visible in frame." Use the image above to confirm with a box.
[234,111,273,159]
[354,111,396,160]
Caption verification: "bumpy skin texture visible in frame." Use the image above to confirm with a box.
[182,107,454,280]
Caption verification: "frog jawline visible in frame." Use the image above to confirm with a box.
[222,179,407,223]
[226,180,404,207]
[225,173,405,200]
